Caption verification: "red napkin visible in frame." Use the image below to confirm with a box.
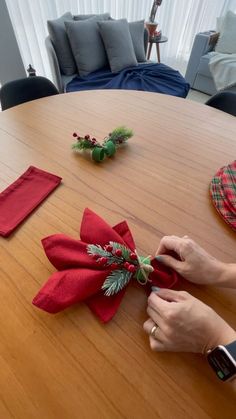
[0,166,62,237]
[33,208,180,322]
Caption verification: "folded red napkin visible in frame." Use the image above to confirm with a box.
[33,208,180,322]
[0,166,62,237]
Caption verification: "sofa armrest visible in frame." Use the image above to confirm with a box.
[185,31,217,87]
[45,36,64,93]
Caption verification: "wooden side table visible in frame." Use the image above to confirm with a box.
[147,35,168,62]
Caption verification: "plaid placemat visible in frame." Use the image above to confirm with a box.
[210,161,236,231]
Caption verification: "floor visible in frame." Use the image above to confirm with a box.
[186,89,210,104]
[172,61,211,104]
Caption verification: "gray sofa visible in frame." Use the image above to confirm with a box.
[185,31,219,96]
[45,29,149,93]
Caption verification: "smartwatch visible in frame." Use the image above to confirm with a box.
[207,341,236,381]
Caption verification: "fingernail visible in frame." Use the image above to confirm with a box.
[152,286,160,292]
[155,256,162,261]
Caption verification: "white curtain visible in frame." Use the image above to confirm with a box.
[5,0,236,79]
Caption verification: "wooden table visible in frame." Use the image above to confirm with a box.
[147,35,168,62]
[0,90,236,419]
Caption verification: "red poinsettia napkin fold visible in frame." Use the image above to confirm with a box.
[33,208,180,322]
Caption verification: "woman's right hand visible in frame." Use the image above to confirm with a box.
[155,235,226,285]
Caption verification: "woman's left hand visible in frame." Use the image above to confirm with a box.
[143,289,236,353]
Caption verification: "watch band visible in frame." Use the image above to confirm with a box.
[225,340,236,358]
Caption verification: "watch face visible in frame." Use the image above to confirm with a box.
[207,346,236,381]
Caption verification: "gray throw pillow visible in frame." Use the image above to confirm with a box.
[65,19,108,77]
[98,19,138,73]
[74,13,111,21]
[47,12,76,76]
[129,20,146,62]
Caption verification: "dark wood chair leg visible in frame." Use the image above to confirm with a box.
[156,43,161,63]
[147,42,153,60]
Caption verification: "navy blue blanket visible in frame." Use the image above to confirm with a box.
[66,63,190,98]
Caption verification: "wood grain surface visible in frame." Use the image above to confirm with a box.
[0,90,236,419]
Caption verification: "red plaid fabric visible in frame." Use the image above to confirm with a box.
[210,161,236,231]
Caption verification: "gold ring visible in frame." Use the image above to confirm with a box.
[150,324,159,338]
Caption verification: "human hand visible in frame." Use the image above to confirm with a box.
[143,289,236,353]
[155,235,226,285]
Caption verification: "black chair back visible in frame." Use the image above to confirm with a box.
[205,91,236,116]
[0,76,59,111]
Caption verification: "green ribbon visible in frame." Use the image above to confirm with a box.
[92,141,116,162]
[135,256,152,284]
[92,147,105,162]
[104,141,116,157]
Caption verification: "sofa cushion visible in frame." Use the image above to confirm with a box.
[215,11,236,54]
[47,12,76,76]
[129,20,146,62]
[216,16,224,33]
[98,19,138,73]
[74,13,111,21]
[65,18,108,77]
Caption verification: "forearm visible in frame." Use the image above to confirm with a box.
[217,263,236,288]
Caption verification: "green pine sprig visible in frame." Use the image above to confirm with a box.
[87,243,117,265]
[72,138,97,151]
[87,244,111,258]
[104,126,133,145]
[87,241,141,296]
[72,126,133,152]
[109,241,132,261]
[102,269,132,296]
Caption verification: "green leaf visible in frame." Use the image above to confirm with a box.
[87,244,110,257]
[102,269,132,296]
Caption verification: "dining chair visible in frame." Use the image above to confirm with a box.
[205,91,236,116]
[0,76,59,111]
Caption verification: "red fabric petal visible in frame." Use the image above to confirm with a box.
[112,221,136,250]
[80,208,127,246]
[149,258,180,288]
[42,234,97,271]
[32,268,110,313]
[86,288,127,323]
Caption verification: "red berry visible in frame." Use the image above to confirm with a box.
[85,134,90,140]
[129,252,137,260]
[124,261,130,269]
[105,244,113,252]
[128,264,136,273]
[97,258,103,265]
[92,137,97,142]
[77,136,81,140]
[92,254,98,260]
[100,257,108,265]
[111,262,118,269]
[115,249,122,257]
[73,132,77,137]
